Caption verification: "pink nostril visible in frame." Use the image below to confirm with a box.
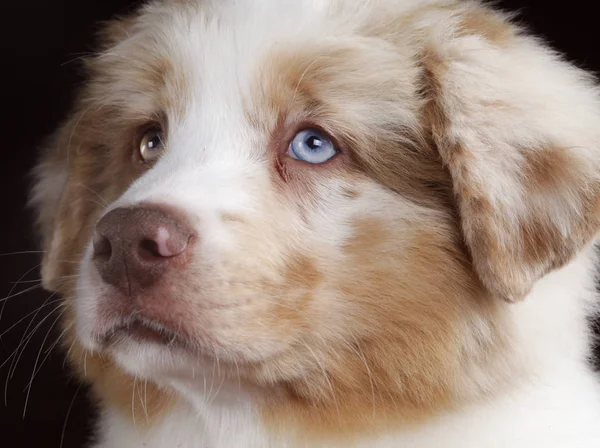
[153,226,190,257]
[137,226,190,260]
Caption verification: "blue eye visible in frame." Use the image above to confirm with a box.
[288,128,338,164]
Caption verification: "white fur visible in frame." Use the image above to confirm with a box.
[41,0,600,446]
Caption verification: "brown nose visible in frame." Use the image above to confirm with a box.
[93,206,193,295]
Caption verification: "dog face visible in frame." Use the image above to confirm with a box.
[30,0,600,435]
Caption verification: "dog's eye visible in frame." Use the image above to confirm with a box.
[138,128,165,163]
[288,129,338,164]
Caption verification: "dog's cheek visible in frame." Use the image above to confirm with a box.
[186,178,362,357]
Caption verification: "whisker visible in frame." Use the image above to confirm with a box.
[23,307,68,418]
[64,339,78,368]
[347,335,377,419]
[9,279,44,285]
[8,300,66,379]
[83,350,88,378]
[233,357,241,389]
[0,262,43,322]
[60,51,98,67]
[132,376,138,429]
[0,283,45,304]
[206,356,216,405]
[0,250,46,258]
[143,379,149,424]
[24,322,73,389]
[3,301,65,406]
[7,289,66,376]
[0,304,60,372]
[303,342,340,421]
[203,375,208,407]
[10,274,79,286]
[0,297,64,339]
[207,374,225,407]
[60,383,83,448]
[84,197,109,211]
[134,378,149,425]
[75,183,109,207]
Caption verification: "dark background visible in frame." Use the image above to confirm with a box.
[0,1,598,447]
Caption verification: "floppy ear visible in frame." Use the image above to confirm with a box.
[421,12,600,302]
[29,114,106,293]
[29,16,140,292]
[29,119,74,292]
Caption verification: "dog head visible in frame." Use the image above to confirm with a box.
[30,0,600,435]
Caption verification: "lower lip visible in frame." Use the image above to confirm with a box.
[105,321,184,347]
[128,321,174,343]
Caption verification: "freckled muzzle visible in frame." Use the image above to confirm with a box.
[92,206,194,296]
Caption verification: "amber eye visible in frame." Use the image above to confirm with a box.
[138,127,165,162]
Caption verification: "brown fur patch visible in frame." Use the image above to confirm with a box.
[259,255,321,334]
[456,8,513,45]
[220,212,247,224]
[420,19,600,302]
[387,2,458,35]
[522,146,579,192]
[283,255,322,292]
[518,147,600,269]
[341,187,360,199]
[260,217,508,442]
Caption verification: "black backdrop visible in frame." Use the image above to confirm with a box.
[0,1,598,447]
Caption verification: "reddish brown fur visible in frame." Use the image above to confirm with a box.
[420,11,600,302]
[259,217,508,442]
[245,35,513,440]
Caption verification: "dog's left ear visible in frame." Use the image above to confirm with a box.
[421,10,600,302]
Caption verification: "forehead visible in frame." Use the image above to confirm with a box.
[92,1,418,124]
[96,2,339,108]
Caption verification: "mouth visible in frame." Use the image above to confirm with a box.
[101,316,191,350]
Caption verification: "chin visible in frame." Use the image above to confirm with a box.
[30,0,600,447]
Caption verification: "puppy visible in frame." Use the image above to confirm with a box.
[30,0,600,446]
